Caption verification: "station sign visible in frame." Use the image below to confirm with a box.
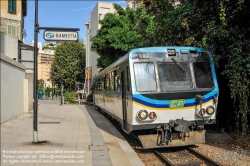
[43,31,78,41]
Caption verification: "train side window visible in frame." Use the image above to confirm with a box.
[127,66,131,91]
[96,79,99,91]
[114,70,117,91]
[110,72,114,91]
[106,75,110,91]
[103,76,106,90]
[99,78,102,91]
[117,75,120,92]
[134,63,157,91]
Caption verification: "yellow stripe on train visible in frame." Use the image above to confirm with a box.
[96,95,214,111]
[133,100,214,111]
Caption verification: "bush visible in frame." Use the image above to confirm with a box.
[63,92,77,103]
[86,93,93,102]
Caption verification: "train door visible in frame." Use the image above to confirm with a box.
[121,71,127,131]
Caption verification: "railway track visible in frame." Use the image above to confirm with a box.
[153,146,222,166]
[90,105,223,166]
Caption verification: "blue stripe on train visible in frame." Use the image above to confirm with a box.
[132,90,218,108]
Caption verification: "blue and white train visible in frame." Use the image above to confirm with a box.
[93,46,219,148]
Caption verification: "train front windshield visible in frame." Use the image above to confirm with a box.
[133,53,214,92]
[158,62,192,91]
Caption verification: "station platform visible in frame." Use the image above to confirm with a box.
[0,100,144,166]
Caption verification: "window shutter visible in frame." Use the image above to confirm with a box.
[8,25,11,34]
[8,0,16,14]
[8,0,13,13]
[7,25,17,37]
[12,0,16,14]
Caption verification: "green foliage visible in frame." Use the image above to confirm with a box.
[49,41,86,92]
[134,0,250,135]
[42,43,56,50]
[91,0,250,134]
[91,4,156,69]
[198,0,250,134]
[63,92,77,103]
[86,93,93,103]
[38,79,44,91]
[45,87,53,96]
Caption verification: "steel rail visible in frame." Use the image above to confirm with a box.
[153,149,175,166]
[186,147,222,166]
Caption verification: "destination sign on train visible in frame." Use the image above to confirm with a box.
[43,31,78,41]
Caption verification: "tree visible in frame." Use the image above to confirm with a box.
[42,42,56,50]
[37,79,44,91]
[49,41,85,92]
[144,0,250,134]
[90,0,250,134]
[91,4,156,69]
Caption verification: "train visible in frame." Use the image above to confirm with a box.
[92,46,219,148]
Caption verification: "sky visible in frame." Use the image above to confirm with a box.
[24,0,127,45]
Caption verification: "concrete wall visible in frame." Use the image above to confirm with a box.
[21,50,34,69]
[25,72,33,112]
[0,53,26,123]
[20,50,34,112]
[0,32,18,61]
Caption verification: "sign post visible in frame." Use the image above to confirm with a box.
[44,31,78,42]
[33,0,80,144]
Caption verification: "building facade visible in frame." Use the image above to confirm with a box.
[0,0,27,41]
[0,0,34,123]
[85,2,116,77]
[126,0,142,10]
[37,49,55,88]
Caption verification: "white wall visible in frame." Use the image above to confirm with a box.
[0,53,26,123]
[25,71,33,112]
[86,2,116,77]
[0,32,18,61]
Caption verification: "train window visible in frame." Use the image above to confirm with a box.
[99,78,102,91]
[134,63,157,91]
[116,75,120,92]
[158,62,192,91]
[127,66,131,91]
[114,71,117,91]
[96,79,98,91]
[110,73,114,91]
[193,62,214,88]
[103,76,106,90]
[106,75,110,91]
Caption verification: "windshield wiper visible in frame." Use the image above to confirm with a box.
[171,58,186,72]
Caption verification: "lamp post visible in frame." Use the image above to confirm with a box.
[59,55,63,106]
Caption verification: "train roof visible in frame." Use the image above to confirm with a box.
[130,46,205,54]
[93,46,208,79]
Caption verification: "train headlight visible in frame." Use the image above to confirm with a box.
[199,108,206,116]
[149,112,157,120]
[206,106,215,115]
[138,110,148,120]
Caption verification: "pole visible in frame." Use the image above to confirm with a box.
[33,0,39,143]
[78,84,80,105]
[32,0,47,144]
[60,55,63,106]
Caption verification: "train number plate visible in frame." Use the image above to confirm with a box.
[169,99,185,108]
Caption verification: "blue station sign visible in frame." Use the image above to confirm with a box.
[43,31,78,41]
